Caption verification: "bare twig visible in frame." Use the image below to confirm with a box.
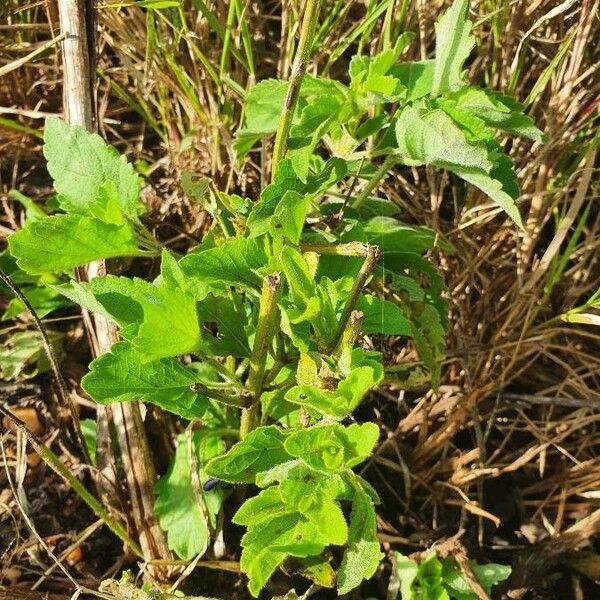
[0,32,68,77]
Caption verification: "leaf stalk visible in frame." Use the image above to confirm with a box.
[350,154,398,210]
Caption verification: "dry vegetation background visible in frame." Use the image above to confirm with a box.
[0,0,599,598]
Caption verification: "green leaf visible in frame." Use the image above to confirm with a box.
[155,431,224,560]
[52,276,144,329]
[240,513,327,597]
[247,160,307,238]
[131,280,201,361]
[2,285,70,321]
[235,77,348,162]
[233,487,291,526]
[197,295,251,357]
[233,79,288,160]
[337,480,384,594]
[396,105,492,171]
[136,0,181,8]
[271,190,311,244]
[179,237,266,294]
[431,0,474,96]
[59,268,200,361]
[0,330,61,380]
[80,419,97,466]
[159,248,187,289]
[8,214,145,275]
[43,117,143,219]
[255,459,303,488]
[363,216,437,255]
[349,38,411,105]
[288,95,341,180]
[8,190,47,222]
[440,88,545,143]
[248,158,346,238]
[453,164,523,227]
[205,426,292,484]
[233,132,263,162]
[284,422,379,472]
[390,60,435,101]
[395,105,522,227]
[274,461,347,514]
[356,294,411,335]
[396,553,419,599]
[280,246,316,308]
[416,552,449,600]
[408,304,446,387]
[279,470,348,545]
[285,555,336,588]
[81,342,210,419]
[241,79,288,135]
[180,171,209,204]
[378,252,448,330]
[470,561,511,593]
[286,365,383,419]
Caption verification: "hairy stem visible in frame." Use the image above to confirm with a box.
[332,309,364,359]
[241,273,282,438]
[271,0,321,177]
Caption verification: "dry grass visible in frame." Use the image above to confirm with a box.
[1,0,599,597]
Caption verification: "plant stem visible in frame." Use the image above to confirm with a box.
[241,273,282,438]
[332,309,364,359]
[328,244,380,352]
[350,154,397,210]
[0,404,144,559]
[271,0,321,178]
[191,384,252,408]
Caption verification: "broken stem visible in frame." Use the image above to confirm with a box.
[328,244,380,352]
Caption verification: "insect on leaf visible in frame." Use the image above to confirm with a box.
[155,431,224,560]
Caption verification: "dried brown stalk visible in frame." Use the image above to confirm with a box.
[55,0,170,566]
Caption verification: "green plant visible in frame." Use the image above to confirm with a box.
[395,551,511,599]
[5,0,540,596]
